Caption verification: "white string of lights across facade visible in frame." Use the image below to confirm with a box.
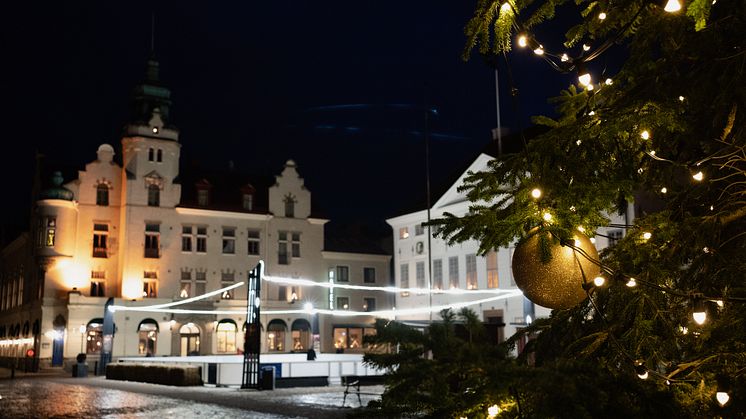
[263,275,518,295]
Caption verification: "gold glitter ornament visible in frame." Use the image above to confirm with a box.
[511,228,600,310]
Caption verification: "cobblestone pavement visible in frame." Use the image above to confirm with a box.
[0,374,384,418]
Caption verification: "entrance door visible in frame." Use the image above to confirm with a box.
[51,335,64,366]
[179,323,200,356]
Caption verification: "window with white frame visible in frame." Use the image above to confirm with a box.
[335,266,349,282]
[433,259,443,290]
[221,272,235,299]
[363,297,376,312]
[247,230,260,255]
[608,229,624,246]
[143,271,158,298]
[291,232,301,258]
[399,227,409,239]
[486,250,499,288]
[448,256,459,289]
[196,227,207,253]
[90,271,105,297]
[195,271,207,295]
[242,193,253,210]
[96,184,109,206]
[278,231,289,264]
[216,321,237,353]
[144,224,160,258]
[180,270,192,298]
[222,227,236,254]
[416,261,426,288]
[415,223,424,235]
[466,254,477,290]
[363,267,375,283]
[182,226,193,252]
[92,224,108,258]
[400,263,409,296]
[336,296,349,310]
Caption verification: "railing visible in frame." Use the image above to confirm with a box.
[92,247,107,258]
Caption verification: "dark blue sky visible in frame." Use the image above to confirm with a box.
[0,1,587,243]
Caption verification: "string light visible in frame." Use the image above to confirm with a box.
[664,0,682,13]
[716,375,731,406]
[626,277,637,287]
[561,53,569,62]
[543,212,553,222]
[598,12,607,20]
[716,391,731,407]
[692,299,707,325]
[577,226,586,233]
[678,95,685,102]
[660,187,667,194]
[531,188,542,198]
[534,45,545,55]
[642,232,652,241]
[578,72,592,86]
[582,44,591,51]
[692,171,704,181]
[640,130,650,140]
[517,34,528,48]
[635,362,649,379]
[487,404,501,417]
[604,78,613,85]
[593,276,606,287]
[500,2,511,12]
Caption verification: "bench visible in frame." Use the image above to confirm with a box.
[341,375,381,407]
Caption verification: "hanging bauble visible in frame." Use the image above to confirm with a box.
[511,228,600,310]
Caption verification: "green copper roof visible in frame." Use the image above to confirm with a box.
[39,171,74,201]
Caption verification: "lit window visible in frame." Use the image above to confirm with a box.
[96,184,109,206]
[399,227,409,239]
[222,227,236,254]
[242,194,253,211]
[221,272,235,299]
[363,297,376,312]
[137,320,158,356]
[267,320,286,352]
[92,224,108,258]
[466,254,477,290]
[291,319,310,351]
[247,230,260,255]
[216,321,237,353]
[86,320,104,354]
[40,217,56,247]
[448,256,459,289]
[90,271,105,297]
[179,323,200,356]
[180,271,192,298]
[197,189,209,206]
[336,296,350,310]
[486,250,499,288]
[143,271,158,298]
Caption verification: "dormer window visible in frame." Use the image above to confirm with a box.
[96,184,109,206]
[242,193,253,211]
[197,190,209,206]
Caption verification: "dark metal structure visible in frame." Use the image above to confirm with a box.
[241,261,263,389]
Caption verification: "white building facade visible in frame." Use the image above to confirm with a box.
[387,152,633,348]
[0,58,391,369]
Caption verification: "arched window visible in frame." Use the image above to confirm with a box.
[86,318,104,354]
[96,184,109,206]
[291,319,311,352]
[216,319,237,353]
[147,184,160,207]
[137,319,158,356]
[179,323,200,356]
[148,148,155,162]
[156,149,163,162]
[266,319,287,352]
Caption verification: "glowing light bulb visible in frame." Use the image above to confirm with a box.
[716,391,730,406]
[574,239,582,246]
[593,276,605,287]
[561,53,569,62]
[598,12,607,20]
[487,404,501,417]
[577,226,585,233]
[716,300,724,308]
[517,35,528,48]
[500,2,511,12]
[582,44,591,51]
[590,237,596,244]
[650,150,656,155]
[531,188,542,199]
[543,212,552,222]
[534,47,544,55]
[678,325,688,334]
[586,84,595,91]
[635,363,648,379]
[626,278,637,287]
[660,187,667,194]
[640,130,650,140]
[664,0,682,13]
[605,78,613,85]
[693,171,704,181]
[678,95,685,102]
[304,302,314,312]
[578,72,592,86]
[588,111,595,116]
[642,232,652,241]
[692,310,707,325]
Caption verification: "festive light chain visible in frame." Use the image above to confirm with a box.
[110,291,524,317]
[263,275,519,295]
[137,281,246,310]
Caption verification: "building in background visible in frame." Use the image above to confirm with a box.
[0,57,391,370]
[387,136,633,350]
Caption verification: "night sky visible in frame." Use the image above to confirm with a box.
[0,1,590,245]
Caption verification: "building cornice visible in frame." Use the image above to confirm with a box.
[175,207,273,221]
[322,251,391,262]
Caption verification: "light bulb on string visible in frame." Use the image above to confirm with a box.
[577,226,585,233]
[500,2,512,12]
[640,130,650,140]
[586,84,594,91]
[598,12,607,20]
[579,73,592,86]
[692,171,704,181]
[582,44,591,51]
[642,232,652,242]
[533,45,545,55]
[626,277,637,287]
[593,276,606,287]
[487,404,501,417]
[635,362,649,380]
[660,187,667,194]
[542,212,553,222]
[678,95,685,102]
[716,375,731,406]
[605,78,613,85]
[717,391,731,407]
[561,53,569,62]
[692,299,707,325]
[517,34,528,48]
[664,0,682,13]
[531,188,542,199]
